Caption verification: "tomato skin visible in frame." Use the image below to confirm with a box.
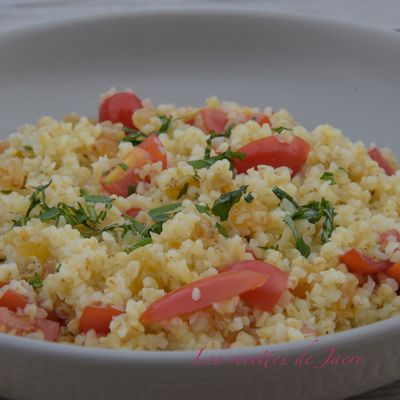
[99,91,143,129]
[379,230,400,250]
[0,289,28,312]
[339,248,392,274]
[138,134,167,169]
[368,147,395,176]
[200,108,228,133]
[221,260,288,312]
[79,305,124,335]
[125,208,141,218]
[140,270,267,324]
[101,147,151,197]
[233,135,311,177]
[385,263,400,284]
[246,113,271,126]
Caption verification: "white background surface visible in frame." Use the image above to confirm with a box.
[0,1,399,399]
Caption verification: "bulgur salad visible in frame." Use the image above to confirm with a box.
[0,89,399,350]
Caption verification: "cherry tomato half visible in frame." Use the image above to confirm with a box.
[233,135,311,177]
[99,91,143,129]
[200,108,228,133]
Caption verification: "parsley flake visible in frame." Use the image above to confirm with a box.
[320,172,336,185]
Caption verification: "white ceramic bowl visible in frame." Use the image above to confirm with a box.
[0,8,400,400]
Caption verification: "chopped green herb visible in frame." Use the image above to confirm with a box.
[244,192,255,203]
[320,198,335,243]
[188,149,245,171]
[215,222,228,237]
[272,127,290,134]
[211,185,248,221]
[12,216,29,227]
[177,182,189,199]
[148,203,181,223]
[128,237,153,252]
[284,215,311,257]
[81,192,113,204]
[55,263,62,273]
[195,204,211,214]
[122,130,148,146]
[27,273,43,289]
[128,185,136,196]
[320,172,336,185]
[39,207,61,222]
[158,115,173,133]
[272,186,299,208]
[118,162,129,171]
[257,244,279,251]
[23,145,33,151]
[273,186,336,256]
[1,190,12,194]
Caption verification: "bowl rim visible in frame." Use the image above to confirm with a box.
[1,6,400,361]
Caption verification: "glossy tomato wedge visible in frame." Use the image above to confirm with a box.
[138,134,167,169]
[339,248,392,274]
[101,147,151,197]
[99,91,143,129]
[368,147,395,176]
[221,260,288,312]
[0,289,28,312]
[140,270,267,324]
[79,305,124,335]
[200,108,228,133]
[379,230,400,250]
[233,135,311,177]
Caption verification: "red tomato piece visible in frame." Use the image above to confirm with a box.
[221,260,288,312]
[79,305,124,335]
[99,91,143,129]
[101,147,151,197]
[385,263,400,284]
[0,307,35,331]
[379,230,400,250]
[45,309,65,324]
[339,248,392,275]
[185,114,197,125]
[233,135,311,177]
[246,113,271,126]
[138,134,167,169]
[368,147,395,176]
[125,208,141,218]
[140,270,267,324]
[35,318,60,342]
[0,289,28,312]
[200,108,228,133]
